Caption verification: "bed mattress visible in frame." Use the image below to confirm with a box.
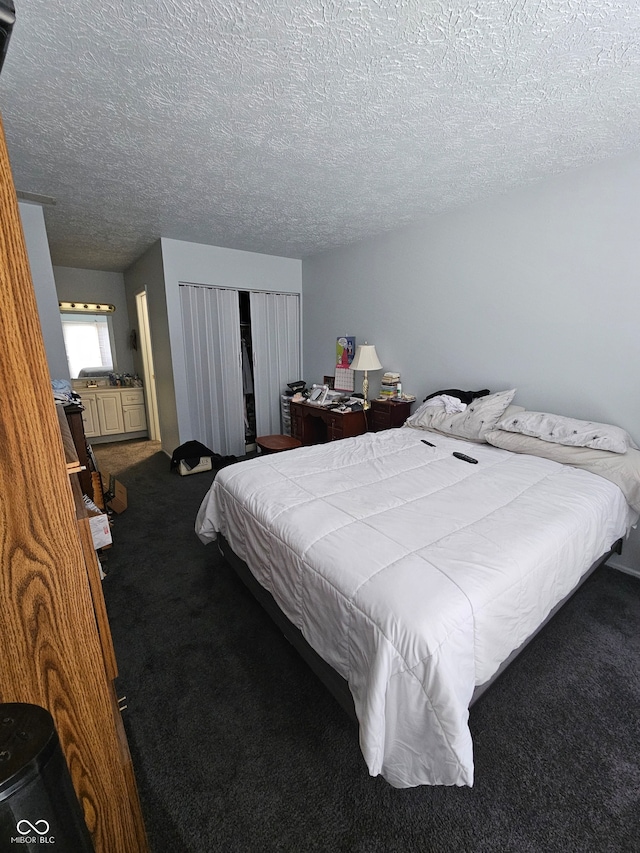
[195,427,635,787]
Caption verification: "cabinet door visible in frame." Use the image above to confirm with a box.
[339,410,367,440]
[123,405,148,432]
[82,393,99,437]
[97,393,125,434]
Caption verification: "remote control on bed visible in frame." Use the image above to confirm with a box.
[452,452,478,464]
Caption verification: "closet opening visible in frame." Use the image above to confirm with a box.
[239,291,256,452]
[180,283,300,457]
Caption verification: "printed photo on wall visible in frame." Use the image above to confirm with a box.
[336,336,356,367]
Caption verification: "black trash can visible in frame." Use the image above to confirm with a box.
[0,703,94,851]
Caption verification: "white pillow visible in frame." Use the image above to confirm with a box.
[501,404,525,420]
[495,410,637,455]
[405,389,516,443]
[485,428,640,513]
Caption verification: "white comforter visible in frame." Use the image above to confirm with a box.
[195,427,635,787]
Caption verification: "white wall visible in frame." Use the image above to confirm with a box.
[302,149,640,574]
[19,201,69,381]
[53,266,134,376]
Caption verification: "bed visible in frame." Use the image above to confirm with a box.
[195,392,639,788]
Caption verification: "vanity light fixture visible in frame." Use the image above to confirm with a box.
[58,301,116,313]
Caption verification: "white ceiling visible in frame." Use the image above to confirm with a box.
[2,0,640,272]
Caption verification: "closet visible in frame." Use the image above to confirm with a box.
[180,284,301,457]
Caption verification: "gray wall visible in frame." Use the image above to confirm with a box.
[53,266,135,376]
[302,149,640,574]
[124,241,175,451]
[19,202,69,381]
[18,204,136,382]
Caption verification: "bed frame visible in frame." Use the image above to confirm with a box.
[218,534,623,719]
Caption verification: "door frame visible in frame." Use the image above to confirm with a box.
[136,290,160,441]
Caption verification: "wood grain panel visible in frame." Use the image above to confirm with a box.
[0,114,148,851]
[77,515,119,682]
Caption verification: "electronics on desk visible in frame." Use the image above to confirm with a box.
[326,390,347,403]
[305,385,365,412]
[307,384,330,405]
[331,396,364,413]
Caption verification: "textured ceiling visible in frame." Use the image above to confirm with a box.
[2,0,640,271]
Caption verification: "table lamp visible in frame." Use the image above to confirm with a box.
[350,343,382,410]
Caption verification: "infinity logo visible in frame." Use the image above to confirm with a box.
[16,819,50,835]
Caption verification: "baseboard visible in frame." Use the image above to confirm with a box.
[606,557,640,580]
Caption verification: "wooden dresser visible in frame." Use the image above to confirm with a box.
[0,115,148,852]
[63,403,94,496]
[290,400,368,445]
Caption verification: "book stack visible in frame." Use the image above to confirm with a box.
[379,372,401,399]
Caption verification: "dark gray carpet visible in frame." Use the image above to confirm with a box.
[94,439,640,853]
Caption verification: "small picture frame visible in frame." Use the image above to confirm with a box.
[323,375,335,390]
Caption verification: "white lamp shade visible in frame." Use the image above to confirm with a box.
[350,344,382,372]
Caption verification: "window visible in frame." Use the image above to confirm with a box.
[61,312,116,378]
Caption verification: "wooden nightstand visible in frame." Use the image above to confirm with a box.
[369,399,414,432]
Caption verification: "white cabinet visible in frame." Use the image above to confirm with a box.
[121,389,148,432]
[81,394,100,438]
[97,392,125,435]
[78,387,147,440]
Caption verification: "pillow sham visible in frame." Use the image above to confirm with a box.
[495,410,637,455]
[406,389,516,443]
[501,404,525,420]
[485,429,640,513]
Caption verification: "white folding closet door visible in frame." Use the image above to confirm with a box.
[250,292,301,436]
[180,284,245,457]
